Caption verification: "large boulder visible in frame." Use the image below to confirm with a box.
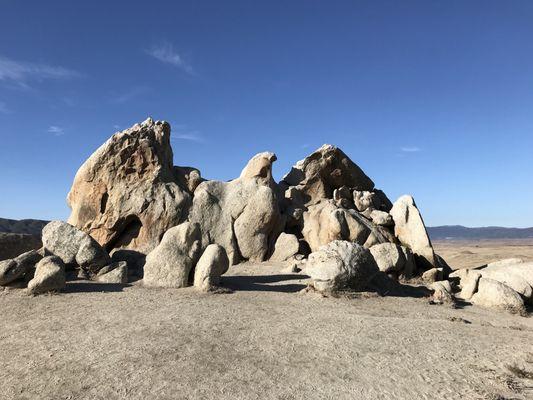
[281,144,375,206]
[143,222,201,288]
[479,269,532,300]
[305,240,379,292]
[27,256,66,295]
[369,243,415,277]
[67,118,192,255]
[189,152,281,265]
[193,244,229,291]
[0,250,42,286]
[390,195,436,269]
[470,278,526,314]
[42,221,110,274]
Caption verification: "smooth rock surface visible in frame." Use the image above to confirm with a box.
[193,244,229,291]
[390,195,436,269]
[471,277,526,314]
[270,233,300,262]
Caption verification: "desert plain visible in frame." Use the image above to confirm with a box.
[1,239,532,400]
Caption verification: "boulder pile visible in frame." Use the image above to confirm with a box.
[6,117,526,315]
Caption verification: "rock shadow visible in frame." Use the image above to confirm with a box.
[222,273,308,293]
[64,281,129,293]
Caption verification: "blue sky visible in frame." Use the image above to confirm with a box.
[1,1,532,227]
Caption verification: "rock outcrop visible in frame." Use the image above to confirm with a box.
[193,244,229,291]
[67,118,192,255]
[27,256,66,295]
[143,222,201,288]
[281,144,375,205]
[305,241,379,292]
[189,152,281,265]
[42,221,110,275]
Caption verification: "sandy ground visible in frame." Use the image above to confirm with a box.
[2,244,533,400]
[434,239,533,270]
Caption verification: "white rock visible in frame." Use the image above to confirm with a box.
[193,244,229,291]
[305,240,379,292]
[471,278,525,314]
[390,195,436,268]
[96,261,128,284]
[270,233,300,262]
[143,222,201,288]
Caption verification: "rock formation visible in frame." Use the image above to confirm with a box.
[42,221,110,275]
[189,152,281,265]
[67,118,192,256]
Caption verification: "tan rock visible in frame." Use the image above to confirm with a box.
[471,278,526,314]
[270,233,300,262]
[27,256,66,295]
[67,118,191,255]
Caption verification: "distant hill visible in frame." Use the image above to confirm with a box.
[428,225,533,240]
[0,218,49,236]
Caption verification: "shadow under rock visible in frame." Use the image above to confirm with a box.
[63,281,130,293]
[222,274,309,293]
[367,272,432,299]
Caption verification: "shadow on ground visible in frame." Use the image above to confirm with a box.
[64,281,129,293]
[222,274,308,293]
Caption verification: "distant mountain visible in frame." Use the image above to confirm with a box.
[0,218,49,236]
[427,225,533,240]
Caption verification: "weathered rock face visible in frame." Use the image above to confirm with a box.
[27,256,66,295]
[0,250,42,286]
[305,241,379,292]
[143,222,201,288]
[282,145,375,205]
[67,118,192,255]
[42,221,110,274]
[390,195,436,269]
[189,152,281,265]
[193,244,229,291]
[471,278,526,314]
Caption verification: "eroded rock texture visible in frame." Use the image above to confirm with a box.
[67,118,192,255]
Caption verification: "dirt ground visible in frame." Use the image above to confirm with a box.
[1,242,533,400]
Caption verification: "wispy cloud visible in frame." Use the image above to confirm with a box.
[48,125,65,136]
[0,101,10,114]
[0,56,81,88]
[172,130,206,143]
[110,86,149,104]
[400,146,422,152]
[145,42,194,75]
